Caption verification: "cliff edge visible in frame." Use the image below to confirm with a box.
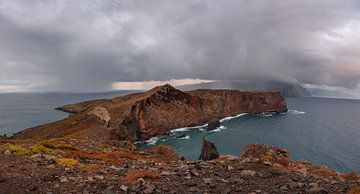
[12,84,287,142]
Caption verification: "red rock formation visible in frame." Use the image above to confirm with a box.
[12,84,287,142]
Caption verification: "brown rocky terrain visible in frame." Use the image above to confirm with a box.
[0,85,359,193]
[12,84,287,142]
[0,139,359,194]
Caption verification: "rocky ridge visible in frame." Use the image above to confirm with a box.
[12,84,287,142]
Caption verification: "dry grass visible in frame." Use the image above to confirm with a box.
[271,165,302,172]
[274,157,292,166]
[342,172,359,181]
[310,168,337,176]
[348,186,360,194]
[122,169,161,185]
[40,139,79,151]
[56,158,83,168]
[30,143,56,155]
[145,144,180,161]
[261,155,273,161]
[2,143,30,156]
[214,156,233,162]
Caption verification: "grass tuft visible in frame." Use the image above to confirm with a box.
[122,169,160,185]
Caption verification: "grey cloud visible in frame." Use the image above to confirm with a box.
[0,0,360,92]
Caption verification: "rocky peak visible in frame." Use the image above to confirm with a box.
[199,137,219,161]
[146,84,193,103]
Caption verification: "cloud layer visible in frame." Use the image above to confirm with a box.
[0,0,360,92]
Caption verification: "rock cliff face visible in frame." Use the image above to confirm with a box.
[13,84,287,142]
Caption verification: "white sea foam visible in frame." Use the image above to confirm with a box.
[145,136,159,145]
[171,127,190,132]
[260,113,273,117]
[171,123,208,133]
[220,113,248,122]
[179,135,190,140]
[289,109,306,115]
[209,125,227,132]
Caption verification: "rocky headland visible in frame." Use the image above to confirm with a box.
[0,85,359,193]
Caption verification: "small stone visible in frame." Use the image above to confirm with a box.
[110,166,121,171]
[189,187,199,192]
[221,188,232,194]
[60,177,68,183]
[297,182,305,188]
[227,165,234,171]
[292,176,300,181]
[3,150,11,156]
[280,185,288,191]
[190,169,199,177]
[185,174,192,179]
[263,161,272,166]
[161,171,171,176]
[143,189,153,194]
[203,178,213,184]
[94,175,104,180]
[305,187,327,194]
[54,183,59,188]
[272,163,283,167]
[240,170,256,176]
[331,180,338,185]
[0,174,5,182]
[298,168,308,177]
[30,154,42,158]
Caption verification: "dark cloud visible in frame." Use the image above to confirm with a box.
[0,0,360,92]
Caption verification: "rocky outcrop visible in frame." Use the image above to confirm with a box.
[207,120,220,131]
[12,84,287,142]
[199,137,219,160]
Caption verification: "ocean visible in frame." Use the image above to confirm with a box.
[0,93,359,173]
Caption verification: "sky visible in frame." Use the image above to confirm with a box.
[0,0,360,94]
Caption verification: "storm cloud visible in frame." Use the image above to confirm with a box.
[0,0,360,92]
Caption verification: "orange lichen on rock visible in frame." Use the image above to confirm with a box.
[144,144,180,162]
[122,169,161,185]
[342,172,360,181]
[310,168,337,176]
[348,186,360,194]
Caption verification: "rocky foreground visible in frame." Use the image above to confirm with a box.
[0,139,359,194]
[0,85,359,193]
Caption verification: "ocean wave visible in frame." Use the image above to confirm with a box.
[145,136,159,145]
[289,109,306,115]
[179,135,190,140]
[220,113,248,122]
[209,125,227,132]
[171,127,190,132]
[260,113,273,117]
[171,123,208,133]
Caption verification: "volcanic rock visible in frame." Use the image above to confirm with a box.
[199,137,219,161]
[207,120,220,131]
[12,84,287,142]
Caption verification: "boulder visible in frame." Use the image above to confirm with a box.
[207,120,220,131]
[199,137,219,160]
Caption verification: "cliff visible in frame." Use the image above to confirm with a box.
[179,80,311,97]
[12,84,287,142]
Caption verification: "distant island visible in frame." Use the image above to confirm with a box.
[179,80,311,98]
[0,85,359,193]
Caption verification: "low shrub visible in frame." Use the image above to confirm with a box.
[122,169,160,185]
[3,143,30,156]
